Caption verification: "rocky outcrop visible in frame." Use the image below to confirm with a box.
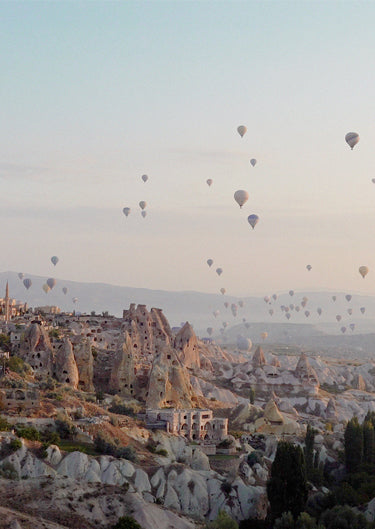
[252,346,266,368]
[174,323,201,370]
[108,332,136,397]
[352,373,366,391]
[54,339,79,388]
[146,344,194,409]
[19,323,54,376]
[72,338,95,392]
[295,353,319,386]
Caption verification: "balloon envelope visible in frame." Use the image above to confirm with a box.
[207,327,213,336]
[216,268,223,276]
[306,264,312,271]
[247,214,259,229]
[237,335,252,351]
[336,315,342,322]
[62,287,68,295]
[234,189,249,208]
[141,210,147,218]
[360,307,366,314]
[250,158,257,167]
[47,278,56,289]
[51,256,59,266]
[18,273,24,280]
[332,296,337,302]
[72,297,78,303]
[289,290,294,297]
[237,125,247,138]
[345,294,352,302]
[206,179,213,187]
[345,132,359,150]
[220,288,226,295]
[123,207,131,217]
[139,201,147,210]
[42,284,50,294]
[359,266,369,278]
[141,174,148,183]
[207,259,213,267]
[341,326,347,333]
[23,278,32,290]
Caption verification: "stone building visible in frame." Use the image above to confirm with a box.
[145,408,228,441]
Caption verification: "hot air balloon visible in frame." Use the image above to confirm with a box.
[250,159,257,167]
[42,284,50,294]
[317,308,322,316]
[139,201,147,210]
[231,303,238,317]
[141,211,147,218]
[237,335,252,351]
[360,307,366,314]
[216,268,223,276]
[261,332,268,341]
[207,327,213,336]
[305,311,310,318]
[18,273,24,280]
[345,294,352,302]
[289,304,295,310]
[141,174,148,183]
[237,125,247,138]
[51,256,59,266]
[349,323,356,331]
[345,132,359,150]
[23,278,32,290]
[206,179,213,187]
[285,313,291,320]
[207,259,213,267]
[238,300,244,308]
[306,265,312,271]
[220,288,226,295]
[234,190,249,208]
[247,214,259,229]
[47,278,56,289]
[336,315,342,322]
[341,326,347,333]
[332,296,337,302]
[224,302,229,308]
[264,296,270,303]
[123,207,131,217]
[269,309,274,316]
[295,306,300,312]
[72,297,78,304]
[272,294,278,301]
[372,179,375,184]
[62,287,68,295]
[359,266,369,279]
[289,290,294,297]
[347,308,353,316]
[223,322,228,328]
[213,310,220,318]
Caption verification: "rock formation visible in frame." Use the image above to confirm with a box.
[252,346,266,368]
[174,323,200,370]
[54,338,79,388]
[19,323,54,376]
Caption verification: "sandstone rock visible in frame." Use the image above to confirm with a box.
[19,323,54,376]
[252,346,266,368]
[134,468,151,493]
[54,338,79,388]
[174,323,201,370]
[73,338,94,392]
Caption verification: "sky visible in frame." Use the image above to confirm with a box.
[1,0,375,298]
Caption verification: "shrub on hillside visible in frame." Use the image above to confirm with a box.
[94,432,137,462]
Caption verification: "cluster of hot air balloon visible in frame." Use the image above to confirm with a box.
[17,256,77,306]
[123,174,149,219]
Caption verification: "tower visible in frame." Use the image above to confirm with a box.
[4,281,10,323]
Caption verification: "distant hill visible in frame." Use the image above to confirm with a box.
[1,271,375,340]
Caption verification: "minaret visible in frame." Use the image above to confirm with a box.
[4,281,10,323]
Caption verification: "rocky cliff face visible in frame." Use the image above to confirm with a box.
[19,323,54,377]
[54,339,79,388]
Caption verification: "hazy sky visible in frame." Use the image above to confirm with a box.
[1,0,375,297]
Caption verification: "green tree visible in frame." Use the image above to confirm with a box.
[267,441,308,521]
[304,424,315,480]
[206,510,239,529]
[111,516,143,529]
[274,512,294,529]
[0,334,11,352]
[344,417,363,473]
[363,420,374,466]
[320,505,371,529]
[295,512,319,529]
